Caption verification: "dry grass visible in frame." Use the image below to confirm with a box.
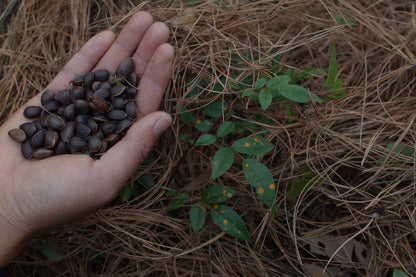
[2,0,416,276]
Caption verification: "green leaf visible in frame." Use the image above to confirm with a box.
[332,14,358,26]
[190,202,207,234]
[170,193,187,210]
[254,78,267,89]
[242,159,276,208]
[211,147,234,179]
[286,177,313,198]
[217,121,235,137]
[266,75,290,89]
[232,136,274,155]
[202,186,236,204]
[120,185,133,202]
[241,89,255,97]
[166,189,176,197]
[285,68,295,80]
[194,119,213,131]
[294,68,326,82]
[259,88,273,111]
[327,42,338,84]
[179,106,193,123]
[278,84,323,103]
[195,134,216,146]
[138,174,154,189]
[202,100,227,118]
[39,247,62,261]
[270,49,281,72]
[211,205,250,241]
[392,269,409,277]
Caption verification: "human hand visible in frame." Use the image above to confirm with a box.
[0,11,174,266]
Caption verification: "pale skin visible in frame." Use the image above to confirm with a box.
[0,12,174,267]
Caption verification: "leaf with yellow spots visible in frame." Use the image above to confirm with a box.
[232,136,274,155]
[201,186,236,204]
[243,159,276,209]
[210,205,250,241]
[211,147,234,179]
[194,119,213,131]
[189,202,206,234]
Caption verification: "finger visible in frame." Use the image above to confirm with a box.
[136,43,174,117]
[92,111,171,194]
[132,22,170,77]
[94,11,153,73]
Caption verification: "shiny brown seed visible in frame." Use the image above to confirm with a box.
[23,106,42,118]
[110,85,125,97]
[74,99,91,114]
[105,133,121,146]
[107,109,127,120]
[115,118,133,133]
[125,100,137,119]
[100,82,112,90]
[56,140,69,155]
[60,122,74,142]
[87,118,98,133]
[56,105,66,116]
[44,130,59,149]
[113,97,126,110]
[92,81,101,92]
[99,140,108,154]
[124,87,137,99]
[55,89,72,105]
[127,73,138,87]
[47,115,65,130]
[43,100,61,112]
[69,136,88,152]
[75,123,91,137]
[95,130,104,140]
[74,114,90,125]
[83,72,94,90]
[41,90,55,106]
[32,119,43,130]
[72,74,84,86]
[19,122,37,137]
[32,148,54,159]
[71,87,86,100]
[94,88,110,99]
[89,96,108,112]
[88,135,102,153]
[8,128,26,143]
[94,69,109,82]
[100,121,117,136]
[93,113,108,122]
[115,58,134,77]
[21,139,33,159]
[64,103,75,121]
[31,130,46,148]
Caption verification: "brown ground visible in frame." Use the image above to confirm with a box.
[1,0,416,276]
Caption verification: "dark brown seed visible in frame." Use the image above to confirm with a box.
[64,103,75,121]
[100,82,112,90]
[43,100,61,112]
[41,90,55,106]
[127,73,138,87]
[115,58,134,77]
[44,130,59,149]
[8,128,26,143]
[74,99,91,114]
[95,130,104,140]
[32,148,54,159]
[94,69,109,82]
[83,72,94,90]
[71,87,86,100]
[32,119,43,130]
[60,122,74,142]
[56,105,66,116]
[93,113,108,122]
[23,106,42,118]
[125,101,137,119]
[108,76,115,85]
[115,118,133,133]
[87,118,98,133]
[124,87,137,99]
[92,81,101,92]
[88,135,102,153]
[55,89,72,105]
[74,114,90,125]
[75,123,91,137]
[105,133,121,146]
[47,115,65,130]
[89,96,108,112]
[100,121,117,136]
[31,130,46,148]
[94,88,110,99]
[69,136,88,152]
[19,122,37,137]
[113,97,126,110]
[56,140,69,155]
[110,85,125,97]
[107,109,127,120]
[21,139,33,159]
[72,74,85,86]
[99,140,108,154]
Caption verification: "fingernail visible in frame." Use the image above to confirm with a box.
[153,116,172,136]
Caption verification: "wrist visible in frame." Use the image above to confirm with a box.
[0,213,29,267]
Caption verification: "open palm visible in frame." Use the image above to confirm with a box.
[0,12,173,265]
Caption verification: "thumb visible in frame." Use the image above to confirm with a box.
[93,111,171,190]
